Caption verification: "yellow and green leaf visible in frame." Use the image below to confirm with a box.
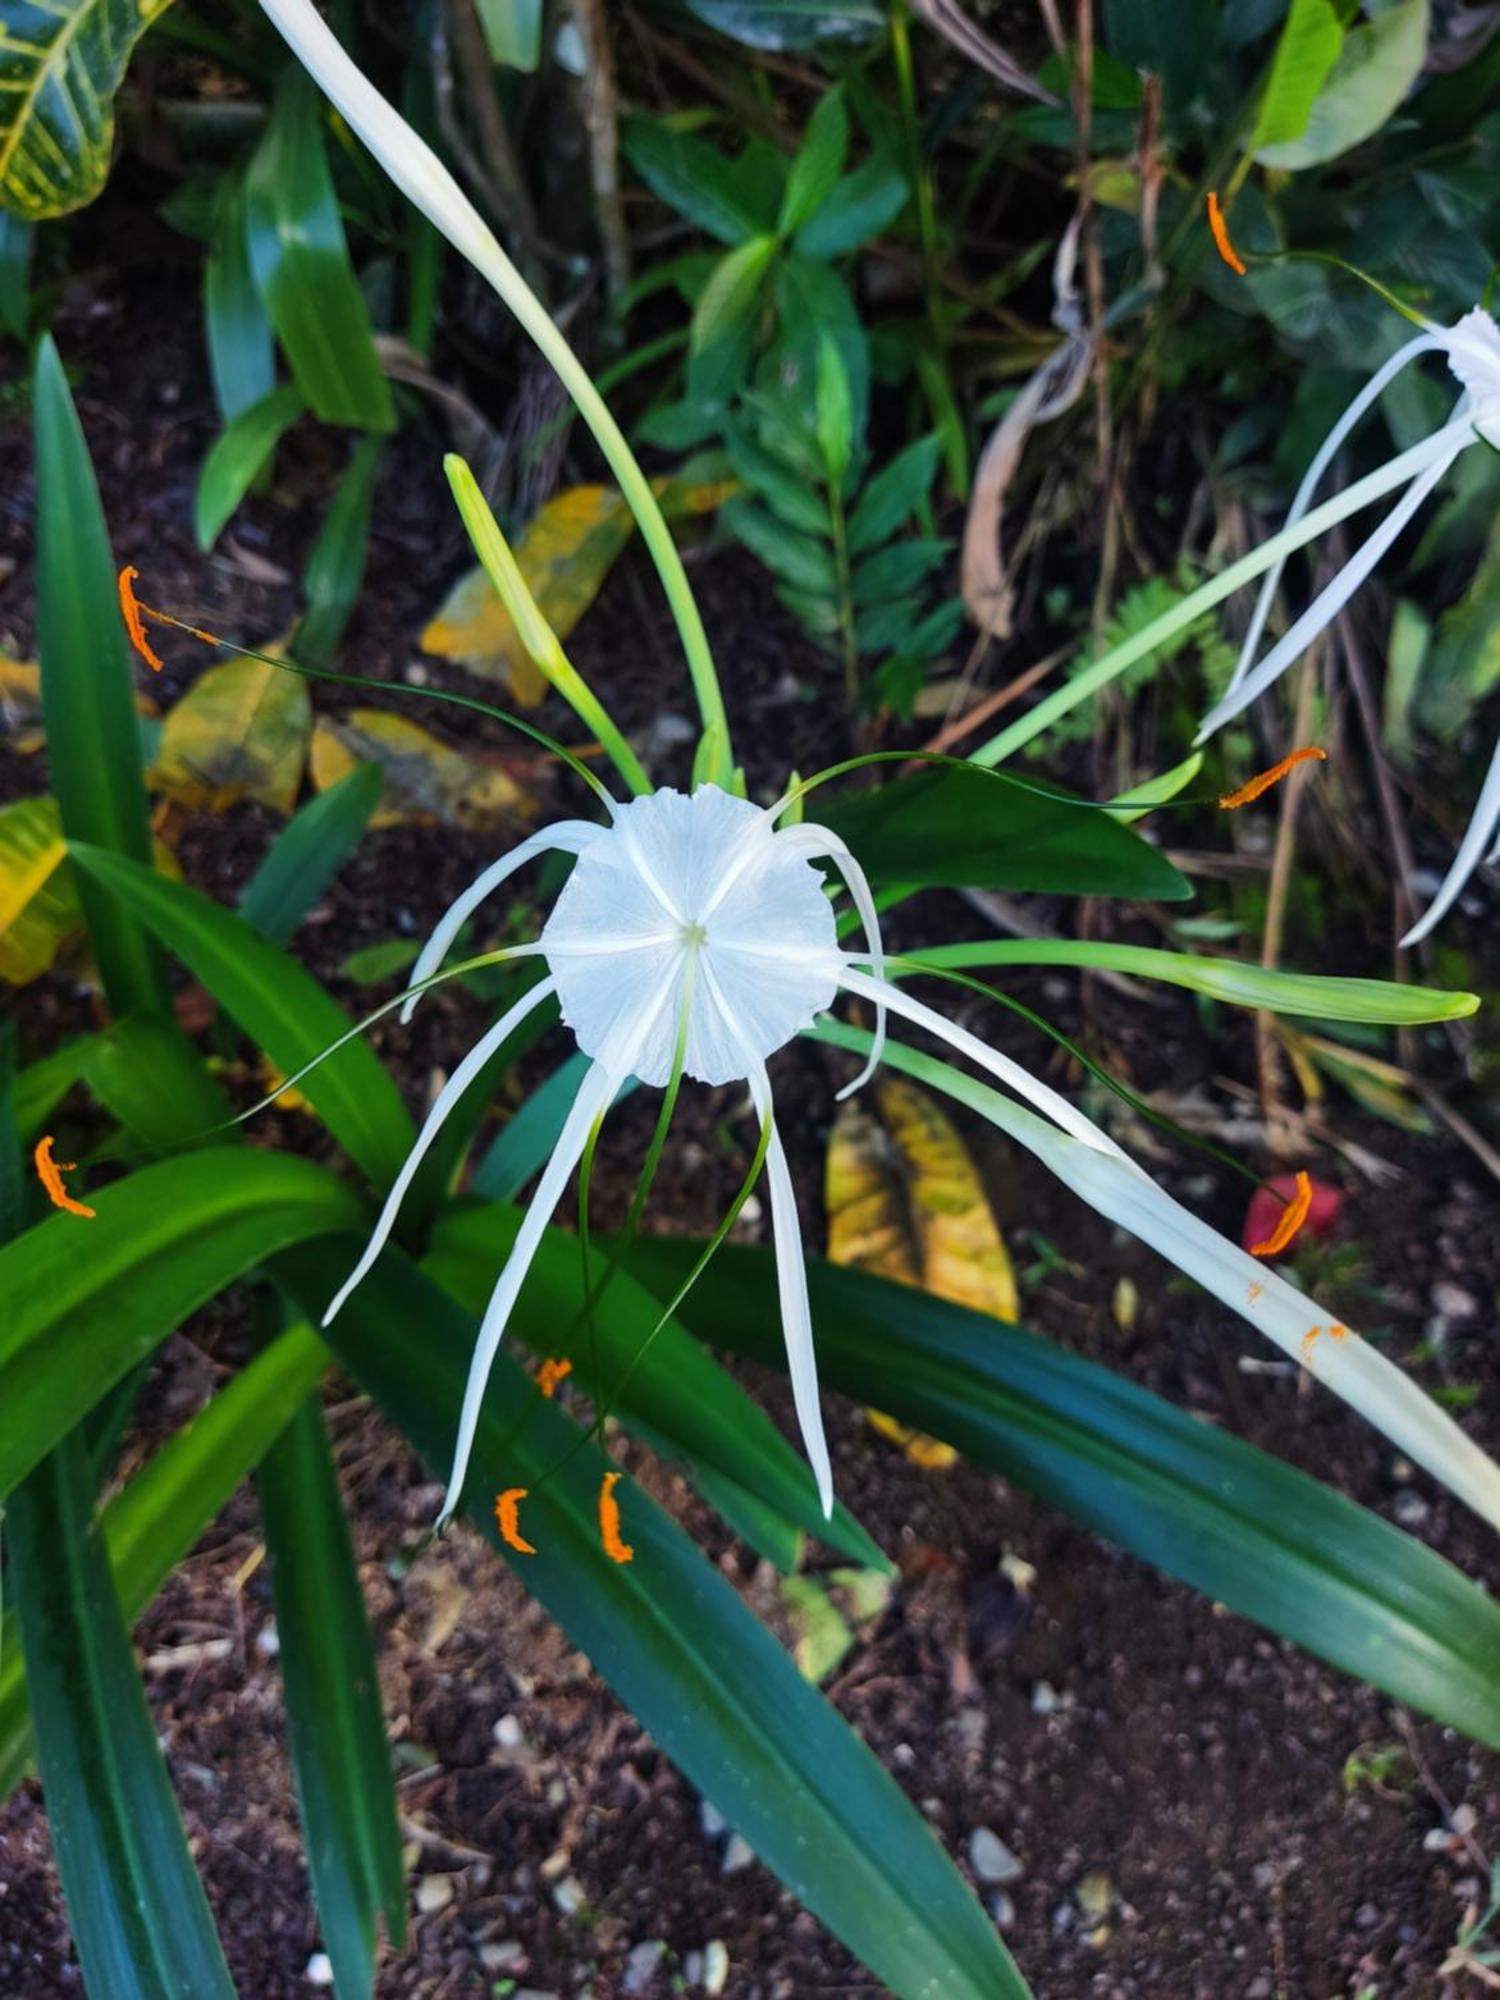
[309,707,536,830]
[150,653,310,816]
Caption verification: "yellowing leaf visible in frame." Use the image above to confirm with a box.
[151,655,310,815]
[0,795,79,986]
[309,709,536,831]
[420,477,734,704]
[826,1075,1020,1469]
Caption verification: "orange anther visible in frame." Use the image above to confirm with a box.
[117,566,165,673]
[495,1487,536,1556]
[537,1357,573,1399]
[33,1134,95,1218]
[1219,746,1327,810]
[598,1470,634,1565]
[1250,1170,1313,1259]
[1300,1323,1347,1361]
[1207,192,1247,276]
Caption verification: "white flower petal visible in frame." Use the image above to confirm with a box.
[1035,1132,1500,1535]
[401,822,601,1024]
[441,1053,623,1522]
[750,1064,834,1518]
[1441,308,1500,445]
[1224,332,1442,705]
[1401,733,1500,945]
[325,976,558,1325]
[1198,426,1472,742]
[777,822,887,1099]
[839,967,1129,1159]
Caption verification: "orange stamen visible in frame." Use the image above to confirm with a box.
[598,1470,634,1565]
[537,1357,573,1399]
[1250,1170,1313,1259]
[1219,746,1326,810]
[1207,192,1247,276]
[117,566,165,673]
[1300,1322,1349,1362]
[34,1135,95,1218]
[495,1487,536,1556]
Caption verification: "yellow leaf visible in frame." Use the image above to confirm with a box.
[419,477,734,704]
[0,795,80,986]
[151,655,310,815]
[309,709,536,831]
[827,1075,1020,1470]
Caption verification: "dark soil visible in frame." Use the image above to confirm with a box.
[3,188,1500,2000]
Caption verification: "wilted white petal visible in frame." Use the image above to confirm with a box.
[750,1064,834,1518]
[1198,424,1472,742]
[777,822,887,1098]
[325,976,559,1325]
[839,968,1129,1159]
[1225,332,1442,702]
[1033,1130,1500,1534]
[1401,733,1500,945]
[401,822,601,1024]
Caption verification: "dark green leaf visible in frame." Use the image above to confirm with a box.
[816,764,1193,900]
[0,208,31,338]
[195,381,308,550]
[623,118,770,245]
[723,420,829,535]
[205,170,275,423]
[260,1397,406,1996]
[778,88,848,235]
[9,1433,236,1998]
[847,436,942,553]
[33,335,168,1016]
[277,1240,1028,2000]
[676,0,886,51]
[245,71,394,431]
[13,1036,95,1144]
[775,253,869,443]
[796,154,908,259]
[851,537,952,606]
[82,1015,233,1152]
[632,1239,1500,1758]
[0,1323,330,1798]
[298,435,382,665]
[68,846,415,1187]
[0,1148,361,1503]
[239,762,383,946]
[723,496,839,592]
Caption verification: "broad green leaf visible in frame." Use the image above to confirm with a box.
[82,1015,232,1153]
[847,436,942,554]
[623,117,772,245]
[0,793,77,984]
[0,0,175,219]
[778,87,848,235]
[0,1322,330,1797]
[244,71,393,431]
[204,169,274,423]
[632,1239,1500,1756]
[13,1035,94,1142]
[195,381,307,549]
[298,435,382,666]
[816,764,1192,900]
[275,1239,1029,2000]
[33,335,167,1015]
[239,762,382,946]
[422,1201,884,1566]
[906,940,1480,1024]
[8,1433,236,1997]
[150,651,311,814]
[796,153,908,259]
[1258,0,1429,170]
[260,1396,406,1997]
[1249,0,1345,153]
[0,1148,360,1503]
[67,847,414,1187]
[308,708,535,829]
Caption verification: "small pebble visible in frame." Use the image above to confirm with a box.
[481,1941,525,1971]
[700,1799,727,1840]
[722,1834,755,1875]
[702,1940,730,1995]
[493,1713,525,1749]
[623,1940,666,1993]
[415,1873,454,1915]
[255,1623,280,1659]
[969,1827,1025,1885]
[305,1953,334,1988]
[553,1875,587,1916]
[989,1892,1016,1929]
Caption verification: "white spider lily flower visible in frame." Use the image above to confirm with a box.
[322,784,1500,1540]
[1197,308,1500,944]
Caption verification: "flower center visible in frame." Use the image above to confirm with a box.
[681,918,708,951]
